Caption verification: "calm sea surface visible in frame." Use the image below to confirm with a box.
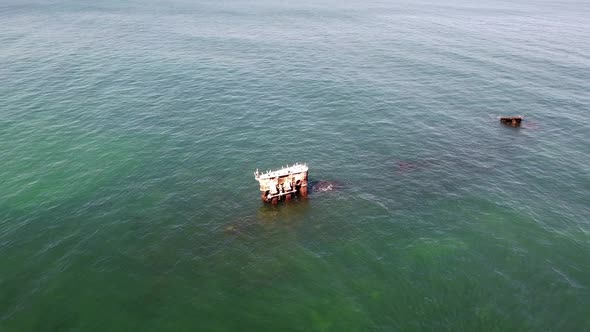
[1,0,589,330]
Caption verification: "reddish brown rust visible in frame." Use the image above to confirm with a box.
[500,116,524,127]
[254,164,308,204]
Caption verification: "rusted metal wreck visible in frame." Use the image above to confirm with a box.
[254,163,308,203]
[500,115,524,127]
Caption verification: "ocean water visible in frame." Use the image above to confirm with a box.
[1,0,589,330]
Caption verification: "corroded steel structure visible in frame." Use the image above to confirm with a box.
[254,163,308,203]
[500,115,524,127]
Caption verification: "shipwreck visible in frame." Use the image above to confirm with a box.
[254,163,308,204]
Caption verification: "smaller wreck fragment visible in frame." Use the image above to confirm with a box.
[500,115,524,127]
[309,180,345,192]
[254,163,308,204]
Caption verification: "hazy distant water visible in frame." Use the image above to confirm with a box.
[1,0,589,330]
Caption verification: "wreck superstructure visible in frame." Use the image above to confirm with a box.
[254,163,308,203]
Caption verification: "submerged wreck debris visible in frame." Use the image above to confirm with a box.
[393,159,435,174]
[396,161,418,173]
[223,216,258,235]
[254,163,308,204]
[309,180,345,193]
[500,115,524,127]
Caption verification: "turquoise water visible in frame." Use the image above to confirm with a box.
[1,0,590,330]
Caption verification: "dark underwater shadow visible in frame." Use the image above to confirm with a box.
[222,179,349,235]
